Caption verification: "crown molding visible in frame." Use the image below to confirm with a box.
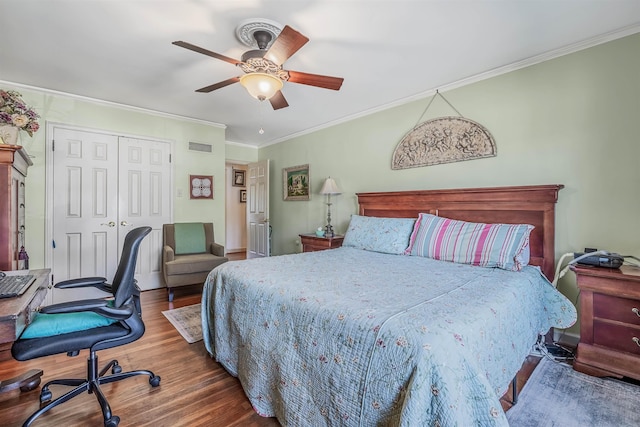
[256,24,640,149]
[0,80,226,130]
[225,139,259,149]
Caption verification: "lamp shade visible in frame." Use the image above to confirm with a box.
[320,177,341,195]
[239,73,283,101]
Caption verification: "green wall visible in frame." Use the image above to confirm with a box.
[5,33,639,339]
[1,83,230,269]
[260,33,640,337]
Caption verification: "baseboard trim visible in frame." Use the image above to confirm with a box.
[225,249,246,254]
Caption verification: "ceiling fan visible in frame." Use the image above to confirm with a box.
[173,22,344,110]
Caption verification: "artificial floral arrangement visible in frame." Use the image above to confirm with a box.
[0,90,40,136]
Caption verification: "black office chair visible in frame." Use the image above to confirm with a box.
[12,226,160,427]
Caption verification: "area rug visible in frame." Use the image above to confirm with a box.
[161,303,202,343]
[506,357,640,426]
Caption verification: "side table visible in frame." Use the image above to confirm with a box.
[571,264,640,380]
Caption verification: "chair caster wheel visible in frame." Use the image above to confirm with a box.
[105,415,120,427]
[149,375,161,387]
[111,363,122,374]
[40,388,52,404]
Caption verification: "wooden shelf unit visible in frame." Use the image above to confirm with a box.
[0,145,32,271]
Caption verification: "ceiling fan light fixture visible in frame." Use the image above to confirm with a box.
[240,72,283,101]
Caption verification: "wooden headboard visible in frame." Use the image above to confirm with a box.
[356,185,564,279]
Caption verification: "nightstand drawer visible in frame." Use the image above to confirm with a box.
[594,293,640,325]
[299,234,344,253]
[593,321,640,356]
[304,243,331,252]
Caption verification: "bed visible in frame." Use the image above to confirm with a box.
[201,185,576,426]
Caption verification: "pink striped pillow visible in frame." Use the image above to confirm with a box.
[405,213,533,271]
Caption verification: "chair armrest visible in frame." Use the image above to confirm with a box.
[40,299,134,320]
[54,277,112,294]
[163,245,175,262]
[92,302,135,320]
[210,242,225,257]
[40,299,107,314]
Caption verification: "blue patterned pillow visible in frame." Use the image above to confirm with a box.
[342,215,416,255]
[406,213,533,271]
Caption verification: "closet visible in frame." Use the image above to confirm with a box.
[48,126,172,300]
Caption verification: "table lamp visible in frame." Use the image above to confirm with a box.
[320,177,341,237]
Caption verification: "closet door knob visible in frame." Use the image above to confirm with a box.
[120,221,131,227]
[101,221,116,227]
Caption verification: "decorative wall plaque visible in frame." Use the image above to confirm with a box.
[190,175,213,199]
[392,116,496,170]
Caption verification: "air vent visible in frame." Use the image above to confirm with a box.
[188,142,213,153]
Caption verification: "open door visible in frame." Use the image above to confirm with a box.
[246,159,270,258]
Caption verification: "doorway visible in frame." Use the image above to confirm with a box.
[225,163,247,254]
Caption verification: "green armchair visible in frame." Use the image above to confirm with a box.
[162,223,228,301]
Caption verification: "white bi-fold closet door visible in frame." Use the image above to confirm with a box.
[49,126,171,303]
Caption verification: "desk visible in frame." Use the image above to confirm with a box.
[0,269,50,393]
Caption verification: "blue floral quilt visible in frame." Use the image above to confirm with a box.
[202,247,576,426]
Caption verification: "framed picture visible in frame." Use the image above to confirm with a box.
[232,169,245,187]
[283,164,310,201]
[240,189,247,203]
[190,175,213,199]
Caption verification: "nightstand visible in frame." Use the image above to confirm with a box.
[572,265,640,381]
[299,234,344,252]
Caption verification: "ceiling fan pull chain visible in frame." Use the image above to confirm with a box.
[414,89,464,127]
[258,99,266,134]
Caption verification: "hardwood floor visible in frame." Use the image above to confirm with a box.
[0,285,279,427]
[0,269,539,426]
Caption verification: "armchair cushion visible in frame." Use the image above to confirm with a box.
[20,309,118,339]
[174,223,206,255]
[164,253,225,276]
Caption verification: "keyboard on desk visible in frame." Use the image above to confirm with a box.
[0,274,36,298]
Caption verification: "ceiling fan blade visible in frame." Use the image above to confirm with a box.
[264,26,309,66]
[269,91,289,110]
[287,71,344,91]
[195,77,240,93]
[172,41,241,65]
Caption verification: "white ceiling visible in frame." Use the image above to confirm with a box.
[2,1,639,147]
